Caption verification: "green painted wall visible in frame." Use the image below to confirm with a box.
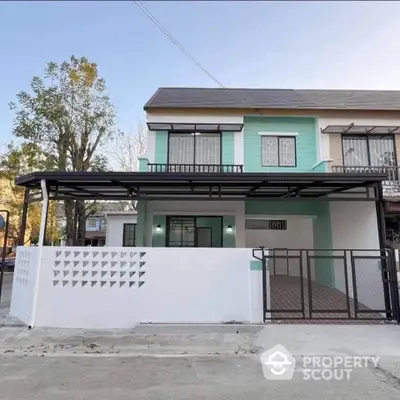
[250,260,263,271]
[155,131,168,164]
[312,161,328,172]
[152,215,166,247]
[243,116,317,172]
[138,157,149,172]
[135,201,147,246]
[221,132,234,165]
[197,217,222,247]
[223,216,236,247]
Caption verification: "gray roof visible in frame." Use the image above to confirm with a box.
[144,87,400,111]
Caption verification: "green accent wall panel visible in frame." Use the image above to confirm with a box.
[138,157,149,172]
[197,217,222,247]
[155,131,168,164]
[135,201,146,247]
[223,216,236,248]
[222,132,234,165]
[250,260,263,271]
[152,215,166,247]
[246,200,318,215]
[243,116,317,172]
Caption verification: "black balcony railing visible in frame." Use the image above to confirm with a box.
[332,165,400,186]
[147,163,244,173]
[332,165,393,174]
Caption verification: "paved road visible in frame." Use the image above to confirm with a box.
[1,354,400,400]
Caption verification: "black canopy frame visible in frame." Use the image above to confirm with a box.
[15,170,388,249]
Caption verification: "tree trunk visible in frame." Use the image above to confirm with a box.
[76,200,86,246]
[64,199,75,246]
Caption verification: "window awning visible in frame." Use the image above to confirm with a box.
[321,123,400,135]
[146,122,243,132]
[16,171,386,202]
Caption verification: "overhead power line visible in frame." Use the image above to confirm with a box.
[133,1,225,88]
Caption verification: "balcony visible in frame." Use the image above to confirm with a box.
[147,163,244,173]
[332,165,400,198]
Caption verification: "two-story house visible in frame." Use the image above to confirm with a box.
[126,88,400,252]
[11,87,400,328]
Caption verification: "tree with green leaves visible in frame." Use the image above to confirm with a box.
[9,56,116,245]
[0,142,59,246]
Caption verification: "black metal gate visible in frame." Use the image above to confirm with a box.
[252,247,400,322]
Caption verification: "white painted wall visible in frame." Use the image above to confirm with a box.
[10,247,39,325]
[234,129,244,165]
[146,131,155,163]
[12,246,262,328]
[315,117,331,162]
[245,216,314,277]
[105,213,137,247]
[330,201,384,310]
[145,201,246,247]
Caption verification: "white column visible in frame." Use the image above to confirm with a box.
[29,179,48,327]
[38,179,49,246]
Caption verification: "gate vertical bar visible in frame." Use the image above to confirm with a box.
[300,250,305,319]
[375,183,392,318]
[388,248,400,323]
[261,246,267,322]
[343,250,351,319]
[306,250,313,319]
[350,250,359,319]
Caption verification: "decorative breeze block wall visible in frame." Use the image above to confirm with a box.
[14,249,32,287]
[52,249,147,289]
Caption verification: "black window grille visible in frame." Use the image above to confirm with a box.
[123,223,136,247]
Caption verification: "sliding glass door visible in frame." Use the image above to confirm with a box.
[166,216,222,247]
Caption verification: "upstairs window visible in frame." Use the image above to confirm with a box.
[168,132,221,165]
[342,135,396,167]
[261,136,296,167]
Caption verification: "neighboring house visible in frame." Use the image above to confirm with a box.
[11,88,400,328]
[56,201,134,246]
[104,211,137,247]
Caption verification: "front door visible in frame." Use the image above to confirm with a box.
[196,227,212,247]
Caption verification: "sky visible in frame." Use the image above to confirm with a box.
[1,1,400,144]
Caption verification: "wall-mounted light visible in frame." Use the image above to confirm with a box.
[155,225,162,233]
[226,225,233,233]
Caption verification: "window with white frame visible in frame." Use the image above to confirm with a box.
[168,132,220,165]
[86,218,99,231]
[261,136,296,167]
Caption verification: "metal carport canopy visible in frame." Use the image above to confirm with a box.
[15,171,387,202]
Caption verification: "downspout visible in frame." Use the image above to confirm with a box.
[29,179,49,328]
